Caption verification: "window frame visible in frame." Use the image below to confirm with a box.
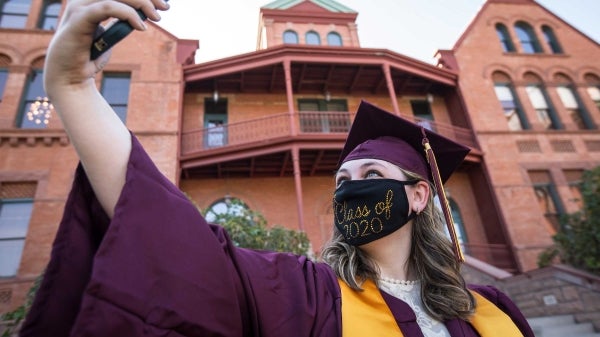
[495,23,516,52]
[541,25,562,54]
[283,30,299,44]
[0,198,33,278]
[18,69,53,129]
[0,0,31,29]
[100,72,132,123]
[305,30,321,45]
[494,83,530,130]
[514,22,542,53]
[37,0,61,30]
[327,32,342,46]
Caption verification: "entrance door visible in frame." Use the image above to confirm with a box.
[204,98,228,148]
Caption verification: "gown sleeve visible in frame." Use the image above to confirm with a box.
[20,134,341,337]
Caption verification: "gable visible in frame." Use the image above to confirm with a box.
[262,0,356,13]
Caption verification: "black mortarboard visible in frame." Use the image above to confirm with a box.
[339,100,470,184]
[338,100,471,262]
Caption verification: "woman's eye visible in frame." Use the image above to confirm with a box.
[365,170,382,179]
[335,177,348,187]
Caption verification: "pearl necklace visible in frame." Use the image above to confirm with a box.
[379,276,419,286]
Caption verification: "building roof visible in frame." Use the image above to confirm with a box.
[262,0,356,13]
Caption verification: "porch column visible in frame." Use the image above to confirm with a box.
[383,62,400,115]
[283,58,297,136]
[291,146,305,231]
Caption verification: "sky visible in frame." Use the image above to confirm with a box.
[157,0,600,65]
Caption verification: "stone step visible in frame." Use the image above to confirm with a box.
[528,315,600,337]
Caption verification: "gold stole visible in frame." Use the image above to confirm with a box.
[339,279,524,337]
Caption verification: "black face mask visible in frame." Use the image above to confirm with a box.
[333,179,418,246]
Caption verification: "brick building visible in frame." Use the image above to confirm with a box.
[436,0,600,271]
[0,0,598,314]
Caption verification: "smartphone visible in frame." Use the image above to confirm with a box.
[90,9,147,60]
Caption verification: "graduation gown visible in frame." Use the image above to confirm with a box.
[20,135,533,337]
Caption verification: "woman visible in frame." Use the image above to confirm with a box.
[21,1,534,336]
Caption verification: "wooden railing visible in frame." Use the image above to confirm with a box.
[180,111,479,156]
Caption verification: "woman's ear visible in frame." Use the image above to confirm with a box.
[410,181,430,214]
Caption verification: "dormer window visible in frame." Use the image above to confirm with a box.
[327,32,343,46]
[306,31,321,45]
[283,30,299,44]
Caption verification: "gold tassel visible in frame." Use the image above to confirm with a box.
[421,132,465,263]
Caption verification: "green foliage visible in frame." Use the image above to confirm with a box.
[538,167,600,275]
[203,199,312,256]
[1,274,43,337]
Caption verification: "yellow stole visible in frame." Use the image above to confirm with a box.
[339,279,524,337]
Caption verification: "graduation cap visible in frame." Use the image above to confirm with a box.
[338,100,471,262]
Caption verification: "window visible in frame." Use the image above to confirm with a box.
[205,197,249,224]
[564,169,584,211]
[556,85,595,130]
[0,0,30,29]
[524,73,561,130]
[101,72,131,123]
[0,68,8,102]
[0,181,36,278]
[203,98,228,148]
[495,23,515,52]
[585,73,600,111]
[529,170,564,231]
[494,82,529,130]
[38,0,61,30]
[541,25,562,54]
[410,99,435,131]
[327,32,342,46]
[514,22,542,53]
[283,30,298,44]
[298,99,350,132]
[449,198,468,246]
[19,69,53,129]
[305,31,320,45]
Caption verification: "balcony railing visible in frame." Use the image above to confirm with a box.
[181,111,478,156]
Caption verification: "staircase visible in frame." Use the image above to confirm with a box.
[528,315,600,337]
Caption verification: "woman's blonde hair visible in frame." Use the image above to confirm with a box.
[320,169,475,321]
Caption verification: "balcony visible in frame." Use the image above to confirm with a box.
[180,111,479,179]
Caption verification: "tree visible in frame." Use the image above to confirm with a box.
[202,199,312,257]
[538,166,600,275]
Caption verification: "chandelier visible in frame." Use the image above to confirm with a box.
[27,96,53,126]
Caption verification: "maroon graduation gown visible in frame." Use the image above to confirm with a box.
[20,135,533,337]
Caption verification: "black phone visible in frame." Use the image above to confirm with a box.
[90,9,147,60]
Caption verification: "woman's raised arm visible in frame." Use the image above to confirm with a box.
[44,0,169,217]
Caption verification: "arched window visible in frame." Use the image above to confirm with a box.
[0,0,31,28]
[38,0,61,30]
[0,54,10,102]
[492,71,529,130]
[585,73,600,111]
[514,22,542,53]
[19,58,53,129]
[541,25,562,54]
[449,198,468,247]
[327,32,342,46]
[524,72,561,129]
[205,197,250,224]
[283,30,298,44]
[305,31,320,45]
[554,73,595,130]
[495,23,515,52]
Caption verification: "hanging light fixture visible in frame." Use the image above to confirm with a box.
[27,96,53,126]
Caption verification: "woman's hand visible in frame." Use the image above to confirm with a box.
[44,0,169,95]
